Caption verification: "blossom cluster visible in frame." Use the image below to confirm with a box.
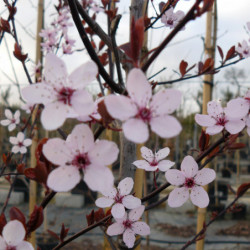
[236,22,250,58]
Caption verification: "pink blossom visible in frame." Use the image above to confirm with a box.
[9,132,32,154]
[165,156,216,208]
[107,205,150,249]
[195,100,247,135]
[21,103,35,114]
[105,68,182,143]
[0,220,33,250]
[246,115,250,136]
[21,53,97,130]
[39,28,58,53]
[236,40,250,58]
[0,109,20,131]
[161,7,185,29]
[96,177,141,218]
[133,146,175,172]
[43,124,118,193]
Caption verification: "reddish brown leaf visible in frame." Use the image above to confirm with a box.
[198,62,204,75]
[0,18,10,33]
[202,58,214,73]
[86,210,95,226]
[227,143,246,150]
[105,8,118,21]
[101,0,109,8]
[99,40,105,51]
[225,46,236,62]
[144,16,151,27]
[217,45,224,61]
[2,153,7,165]
[60,223,69,242]
[237,182,250,197]
[26,206,43,233]
[0,213,7,235]
[24,168,36,180]
[7,5,17,19]
[208,146,219,158]
[179,60,188,77]
[199,130,210,152]
[85,26,95,36]
[9,207,26,226]
[13,43,28,62]
[98,52,108,66]
[98,99,114,125]
[17,163,25,174]
[94,208,105,223]
[47,229,60,240]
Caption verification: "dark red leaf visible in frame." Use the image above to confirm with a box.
[26,206,43,234]
[0,213,7,235]
[198,62,204,74]
[98,52,108,66]
[227,143,246,150]
[86,210,95,226]
[13,43,28,62]
[217,45,224,61]
[47,229,60,240]
[60,223,69,242]
[1,18,10,33]
[94,208,105,222]
[24,168,36,180]
[225,46,236,62]
[237,183,250,197]
[2,154,7,165]
[98,99,114,125]
[99,40,105,51]
[17,163,25,174]
[179,60,188,77]
[9,207,26,226]
[199,130,210,152]
[7,5,17,19]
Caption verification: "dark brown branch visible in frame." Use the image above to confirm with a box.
[142,0,202,72]
[68,0,123,94]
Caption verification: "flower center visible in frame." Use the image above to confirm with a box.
[72,153,90,170]
[123,219,132,229]
[57,87,75,105]
[137,107,151,123]
[114,192,124,203]
[18,142,23,147]
[167,19,174,25]
[184,178,195,188]
[7,246,16,250]
[150,159,158,167]
[214,114,228,126]
[11,119,16,124]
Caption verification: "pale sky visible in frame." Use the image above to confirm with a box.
[0,0,249,113]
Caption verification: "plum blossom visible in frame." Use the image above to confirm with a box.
[0,109,20,131]
[195,100,248,135]
[107,205,150,249]
[96,177,141,218]
[105,68,182,143]
[161,7,185,29]
[165,156,216,208]
[9,132,32,154]
[21,53,97,130]
[133,146,175,172]
[0,220,33,250]
[21,103,35,114]
[246,115,250,136]
[236,40,250,58]
[43,124,118,193]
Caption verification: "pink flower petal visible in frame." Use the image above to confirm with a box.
[44,53,68,87]
[9,136,18,145]
[181,156,198,178]
[14,110,20,120]
[132,221,150,236]
[133,160,151,170]
[5,109,12,119]
[47,165,80,192]
[129,205,145,222]
[95,197,114,208]
[17,132,24,141]
[68,124,94,153]
[190,186,209,208]
[12,146,20,154]
[16,241,34,250]
[206,125,223,135]
[118,177,134,196]
[43,138,72,165]
[21,83,54,105]
[225,98,249,120]
[0,236,7,249]
[68,60,98,88]
[71,90,94,116]
[165,169,185,186]
[0,119,11,126]
[127,68,152,107]
[150,89,182,115]
[155,147,170,161]
[84,165,114,193]
[207,101,223,117]
[195,168,216,186]
[41,102,68,130]
[225,120,245,134]
[111,203,125,218]
[88,140,119,166]
[107,222,125,236]
[19,147,27,154]
[150,115,182,138]
[168,187,189,207]
[3,220,25,247]
[140,146,154,162]
[122,195,141,209]
[195,114,215,127]
[8,123,16,131]
[104,95,137,121]
[123,118,149,143]
[123,229,136,249]
[158,160,175,172]
[23,139,32,147]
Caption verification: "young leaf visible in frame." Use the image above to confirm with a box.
[179,60,188,77]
